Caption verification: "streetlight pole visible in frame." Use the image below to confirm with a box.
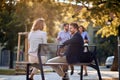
[118,37,120,80]
[118,25,120,80]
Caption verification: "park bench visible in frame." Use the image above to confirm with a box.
[26,43,102,80]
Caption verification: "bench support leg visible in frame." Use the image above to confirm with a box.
[39,64,45,80]
[38,45,45,80]
[26,63,30,80]
[94,57,102,80]
[97,68,102,80]
[80,65,83,80]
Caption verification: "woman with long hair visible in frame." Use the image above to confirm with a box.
[78,25,90,76]
[28,18,47,80]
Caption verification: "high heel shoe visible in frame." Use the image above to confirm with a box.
[78,72,88,76]
[84,73,88,76]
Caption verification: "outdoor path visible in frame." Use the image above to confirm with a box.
[0,66,118,80]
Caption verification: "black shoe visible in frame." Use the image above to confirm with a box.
[84,73,88,76]
[62,77,69,80]
[28,78,33,80]
[78,72,81,75]
[70,70,74,75]
[78,72,88,76]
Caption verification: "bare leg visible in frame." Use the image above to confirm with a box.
[70,65,74,75]
[78,65,88,76]
[28,55,47,79]
[29,73,34,79]
[29,67,38,79]
[83,65,88,76]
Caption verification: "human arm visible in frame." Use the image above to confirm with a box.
[57,32,62,41]
[42,32,47,43]
[60,33,84,48]
[84,31,90,43]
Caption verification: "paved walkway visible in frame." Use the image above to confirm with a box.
[0,66,119,80]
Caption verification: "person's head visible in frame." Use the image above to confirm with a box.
[63,23,69,32]
[79,25,85,33]
[69,23,79,35]
[31,18,46,31]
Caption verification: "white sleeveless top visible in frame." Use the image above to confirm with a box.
[28,30,47,56]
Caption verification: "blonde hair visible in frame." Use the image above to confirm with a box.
[31,18,46,31]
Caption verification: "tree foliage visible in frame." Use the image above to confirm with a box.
[15,0,77,42]
[0,0,25,50]
[68,0,120,71]
[69,0,120,37]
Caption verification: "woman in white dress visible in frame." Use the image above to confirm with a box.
[28,18,47,80]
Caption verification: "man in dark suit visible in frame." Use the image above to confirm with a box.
[47,23,84,80]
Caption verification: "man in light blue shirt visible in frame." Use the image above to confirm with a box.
[56,23,71,80]
[57,23,71,44]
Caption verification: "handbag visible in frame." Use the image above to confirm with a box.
[79,46,93,63]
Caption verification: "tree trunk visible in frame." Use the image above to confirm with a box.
[9,50,14,69]
[111,47,118,71]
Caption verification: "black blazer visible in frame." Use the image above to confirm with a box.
[61,32,84,64]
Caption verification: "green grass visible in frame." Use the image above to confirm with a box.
[0,69,15,75]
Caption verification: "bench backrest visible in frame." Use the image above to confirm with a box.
[37,43,97,63]
[85,45,97,62]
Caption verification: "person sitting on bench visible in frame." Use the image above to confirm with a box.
[28,18,47,80]
[47,22,84,80]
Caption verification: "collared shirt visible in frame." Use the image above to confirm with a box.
[81,31,90,41]
[57,30,71,44]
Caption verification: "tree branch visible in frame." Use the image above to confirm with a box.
[81,2,89,10]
